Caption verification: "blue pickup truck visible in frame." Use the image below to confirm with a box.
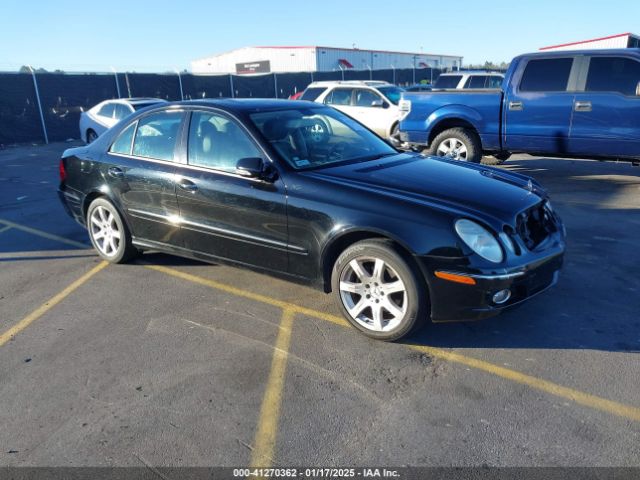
[399,49,640,164]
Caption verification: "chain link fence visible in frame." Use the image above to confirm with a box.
[0,68,442,145]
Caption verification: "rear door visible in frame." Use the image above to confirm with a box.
[174,109,289,272]
[504,57,577,154]
[569,55,640,159]
[105,110,184,247]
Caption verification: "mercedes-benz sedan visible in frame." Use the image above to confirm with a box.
[58,99,565,341]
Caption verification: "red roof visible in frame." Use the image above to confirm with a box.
[540,33,633,51]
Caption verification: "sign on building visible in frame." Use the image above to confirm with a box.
[235,60,271,74]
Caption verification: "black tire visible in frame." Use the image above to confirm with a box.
[86,198,138,264]
[86,129,98,144]
[331,239,427,341]
[388,123,402,147]
[425,127,482,163]
[482,152,511,166]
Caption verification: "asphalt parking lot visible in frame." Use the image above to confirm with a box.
[0,142,639,468]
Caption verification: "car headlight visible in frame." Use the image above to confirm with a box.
[455,219,504,263]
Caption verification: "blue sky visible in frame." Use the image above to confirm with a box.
[1,0,638,72]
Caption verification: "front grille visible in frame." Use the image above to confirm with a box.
[516,201,557,251]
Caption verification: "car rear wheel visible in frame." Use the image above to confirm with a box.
[331,239,427,341]
[87,198,138,263]
[425,127,482,163]
[86,129,98,144]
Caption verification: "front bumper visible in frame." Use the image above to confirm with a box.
[424,247,564,323]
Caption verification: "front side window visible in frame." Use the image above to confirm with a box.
[586,57,640,96]
[434,75,462,88]
[250,107,396,170]
[325,88,353,106]
[520,58,573,92]
[376,86,404,105]
[131,111,183,161]
[97,103,115,118]
[109,122,136,155]
[300,87,327,101]
[354,89,381,107]
[188,111,261,172]
[465,76,487,89]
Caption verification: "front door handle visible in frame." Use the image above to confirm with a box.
[107,167,124,178]
[574,101,592,112]
[508,101,524,111]
[177,178,198,192]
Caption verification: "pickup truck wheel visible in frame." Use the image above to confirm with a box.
[331,239,427,341]
[482,152,511,166]
[426,128,482,163]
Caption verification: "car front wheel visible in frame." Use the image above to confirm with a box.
[87,198,138,263]
[331,239,427,341]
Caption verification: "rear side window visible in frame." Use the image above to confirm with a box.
[132,111,183,161]
[586,57,640,96]
[109,122,136,155]
[113,104,132,120]
[465,76,487,89]
[325,88,353,106]
[434,75,462,88]
[97,103,115,118]
[520,58,573,92]
[300,87,327,101]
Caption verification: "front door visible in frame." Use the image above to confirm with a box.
[175,110,288,273]
[569,55,640,159]
[504,57,576,155]
[104,110,184,248]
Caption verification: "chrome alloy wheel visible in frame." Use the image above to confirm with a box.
[89,205,121,257]
[436,137,468,161]
[339,257,408,332]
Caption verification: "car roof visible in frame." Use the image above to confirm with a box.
[513,48,640,61]
[307,80,393,87]
[156,98,326,113]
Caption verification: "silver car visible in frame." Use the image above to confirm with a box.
[79,98,167,143]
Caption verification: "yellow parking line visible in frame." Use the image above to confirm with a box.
[0,261,108,346]
[0,218,87,248]
[148,264,640,423]
[250,309,295,468]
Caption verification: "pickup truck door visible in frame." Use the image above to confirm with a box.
[504,57,576,154]
[569,55,640,159]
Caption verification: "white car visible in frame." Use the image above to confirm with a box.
[432,71,504,89]
[79,98,167,143]
[300,81,405,141]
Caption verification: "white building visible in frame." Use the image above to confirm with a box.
[540,33,640,52]
[191,46,463,74]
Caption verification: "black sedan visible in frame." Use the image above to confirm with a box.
[58,99,565,341]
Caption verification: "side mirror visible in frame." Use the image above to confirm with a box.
[371,99,384,108]
[236,157,265,178]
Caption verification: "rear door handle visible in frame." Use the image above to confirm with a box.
[508,101,524,111]
[107,167,124,178]
[177,178,198,192]
[574,101,592,112]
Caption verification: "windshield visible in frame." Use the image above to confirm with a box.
[434,75,462,89]
[376,86,404,105]
[249,107,397,170]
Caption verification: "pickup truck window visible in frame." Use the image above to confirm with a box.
[520,58,573,92]
[434,75,462,89]
[586,57,640,96]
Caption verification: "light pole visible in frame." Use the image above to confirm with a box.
[338,64,345,81]
[27,65,48,145]
[390,64,395,85]
[110,66,121,98]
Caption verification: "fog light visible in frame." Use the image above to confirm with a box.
[492,289,511,305]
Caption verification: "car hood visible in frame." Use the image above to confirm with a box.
[303,153,546,225]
